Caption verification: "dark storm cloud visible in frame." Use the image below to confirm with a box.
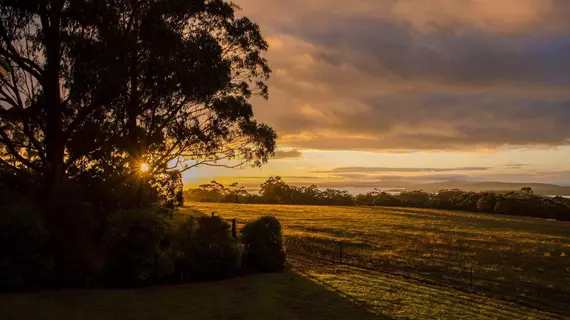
[306,20,570,85]
[236,0,570,151]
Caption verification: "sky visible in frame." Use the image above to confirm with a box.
[185,0,570,188]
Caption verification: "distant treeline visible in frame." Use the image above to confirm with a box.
[185,177,570,221]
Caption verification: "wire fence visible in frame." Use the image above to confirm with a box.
[226,218,570,317]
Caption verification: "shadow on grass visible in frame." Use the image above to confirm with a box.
[0,272,385,320]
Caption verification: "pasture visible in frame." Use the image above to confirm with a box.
[2,203,568,320]
[182,202,570,319]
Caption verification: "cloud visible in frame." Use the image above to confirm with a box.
[238,0,570,35]
[282,175,322,179]
[314,166,491,173]
[389,0,567,34]
[236,0,570,151]
[504,163,528,169]
[272,149,303,159]
[330,172,476,181]
[406,174,476,181]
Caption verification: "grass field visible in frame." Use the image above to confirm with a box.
[181,202,570,319]
[0,272,379,320]
[2,203,568,320]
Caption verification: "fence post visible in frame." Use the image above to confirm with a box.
[469,266,473,291]
[232,219,237,239]
[339,242,343,264]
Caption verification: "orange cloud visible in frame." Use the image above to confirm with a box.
[391,0,558,34]
[237,0,570,34]
[238,0,570,152]
[272,149,303,159]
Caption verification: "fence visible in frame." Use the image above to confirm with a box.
[285,236,569,317]
[225,218,569,317]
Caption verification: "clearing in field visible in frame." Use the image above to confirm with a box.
[181,202,570,320]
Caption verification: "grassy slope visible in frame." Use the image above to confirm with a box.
[0,272,380,320]
[183,202,570,319]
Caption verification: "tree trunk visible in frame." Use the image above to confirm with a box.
[42,1,65,196]
[127,17,140,170]
[41,2,81,286]
[126,18,145,207]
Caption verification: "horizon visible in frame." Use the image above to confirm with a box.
[183,0,570,188]
[184,174,570,195]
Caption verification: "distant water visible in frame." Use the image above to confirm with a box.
[318,187,404,195]
[243,186,404,196]
[545,195,570,198]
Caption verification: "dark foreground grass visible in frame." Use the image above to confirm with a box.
[0,272,381,320]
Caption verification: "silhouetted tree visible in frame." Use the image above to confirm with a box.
[0,0,276,204]
[1,0,275,286]
[260,176,292,204]
[475,193,496,212]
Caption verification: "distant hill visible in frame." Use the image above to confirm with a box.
[189,179,570,196]
[301,180,570,196]
[406,180,570,196]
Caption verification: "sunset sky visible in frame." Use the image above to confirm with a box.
[185,0,570,188]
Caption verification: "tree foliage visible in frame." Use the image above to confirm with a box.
[186,177,355,206]
[0,200,54,289]
[0,0,276,287]
[0,0,275,204]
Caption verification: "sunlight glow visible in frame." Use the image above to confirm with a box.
[140,163,150,173]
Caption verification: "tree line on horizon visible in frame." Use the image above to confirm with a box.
[185,177,570,221]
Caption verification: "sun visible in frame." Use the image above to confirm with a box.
[140,163,150,173]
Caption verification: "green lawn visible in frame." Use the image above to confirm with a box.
[181,202,570,319]
[0,272,380,320]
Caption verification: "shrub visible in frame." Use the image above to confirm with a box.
[356,191,401,206]
[373,192,402,206]
[457,193,481,211]
[531,203,566,220]
[44,196,99,286]
[494,199,522,216]
[0,170,38,206]
[397,190,432,207]
[103,208,171,286]
[0,201,54,290]
[355,192,377,206]
[477,194,497,212]
[172,216,240,281]
[437,189,464,203]
[240,216,286,272]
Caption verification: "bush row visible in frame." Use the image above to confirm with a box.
[185,177,355,206]
[356,189,570,221]
[0,204,285,290]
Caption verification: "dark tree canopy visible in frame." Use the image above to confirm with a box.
[0,0,276,201]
